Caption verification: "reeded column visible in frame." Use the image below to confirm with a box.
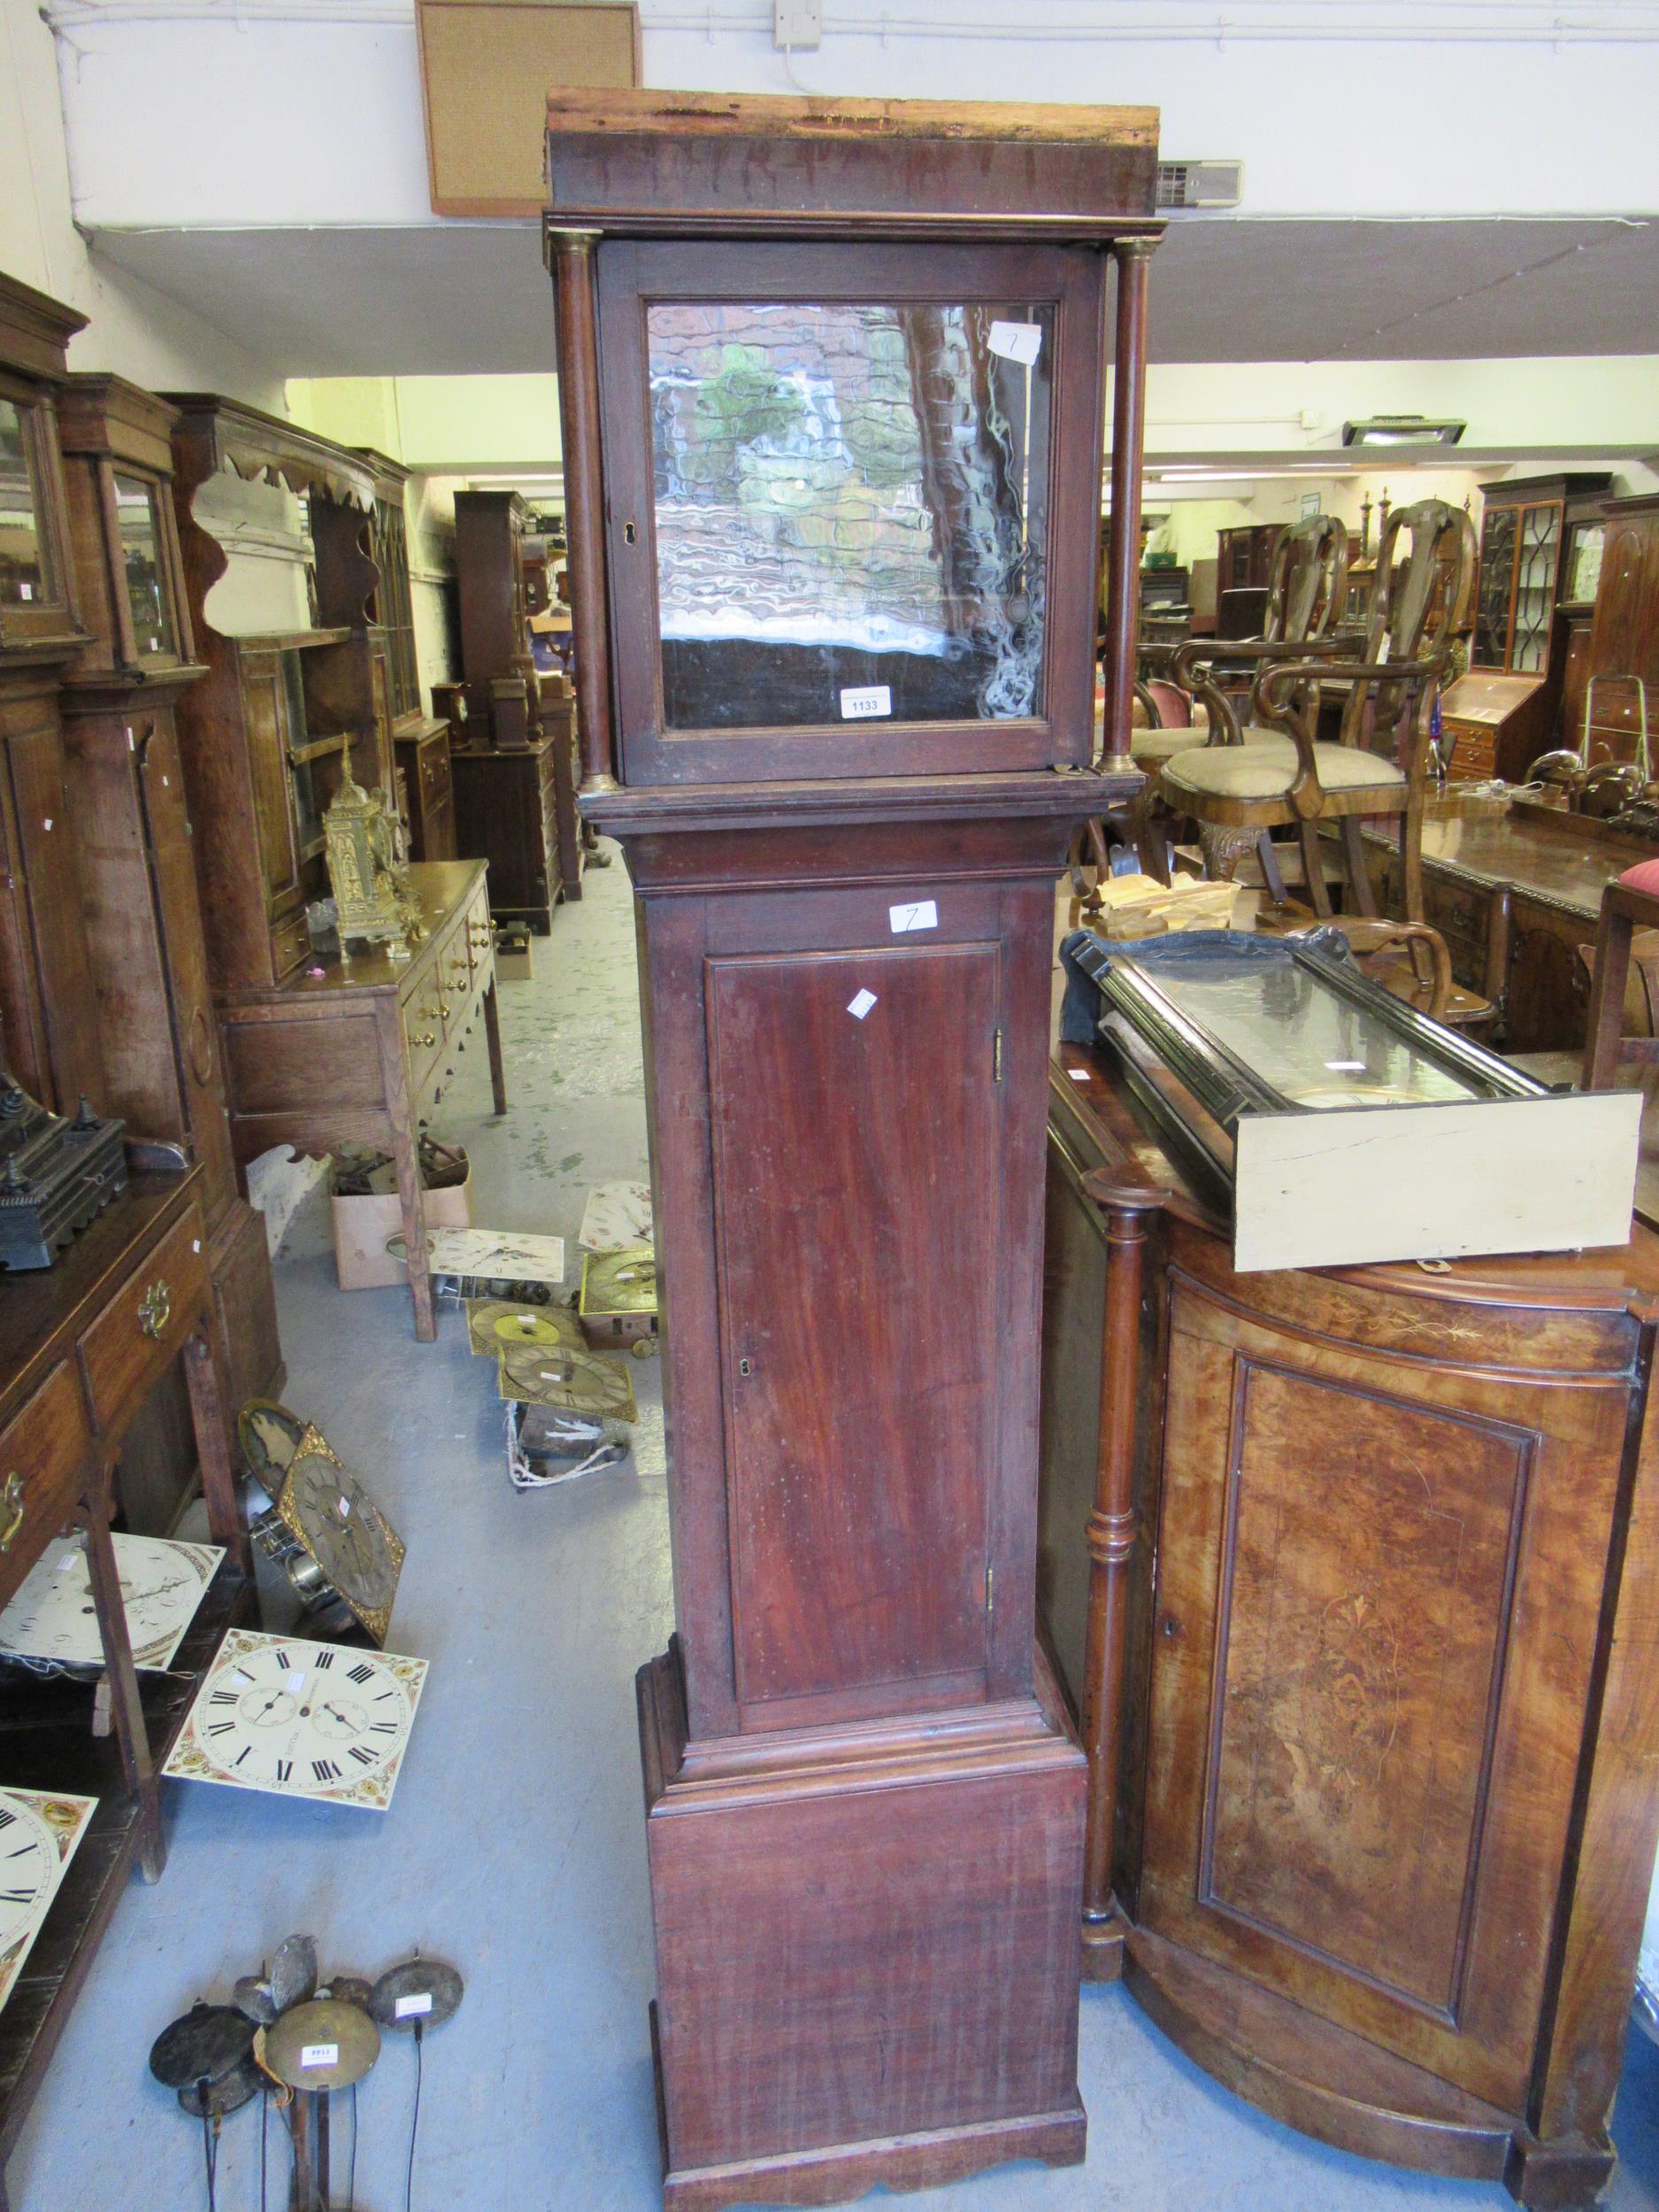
[1100,239,1156,777]
[549,227,618,795]
[1078,1177,1162,1978]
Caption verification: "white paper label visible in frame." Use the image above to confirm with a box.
[284,1670,307,1694]
[42,818,51,833]
[18,583,32,603]
[888,900,937,934]
[839,685,891,720]
[58,1553,80,1572]
[338,1497,351,1518]
[987,320,1043,366]
[847,989,878,1021]
[192,1240,202,1254]
[1068,1068,1090,1081]
[394,1992,434,2019]
[300,2044,338,2070]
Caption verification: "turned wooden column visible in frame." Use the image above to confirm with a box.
[549,227,618,795]
[1078,1173,1164,1977]
[1100,239,1155,777]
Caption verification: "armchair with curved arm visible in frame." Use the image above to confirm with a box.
[1157,499,1478,918]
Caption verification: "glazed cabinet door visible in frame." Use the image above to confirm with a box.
[1137,1262,1633,2112]
[238,649,304,940]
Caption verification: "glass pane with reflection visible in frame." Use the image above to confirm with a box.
[0,400,49,610]
[114,472,174,656]
[648,301,1052,732]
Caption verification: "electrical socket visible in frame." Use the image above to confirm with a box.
[774,0,821,50]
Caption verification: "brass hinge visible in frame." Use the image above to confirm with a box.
[993,1027,1002,1082]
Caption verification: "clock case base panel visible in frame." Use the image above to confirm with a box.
[638,1647,1087,2209]
[596,785,1130,2209]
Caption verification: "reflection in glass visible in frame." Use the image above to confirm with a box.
[1569,522,1604,605]
[1474,504,1516,668]
[0,400,48,610]
[648,301,1052,731]
[1138,942,1478,1111]
[114,472,174,656]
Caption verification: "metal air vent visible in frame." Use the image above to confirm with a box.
[1156,159,1244,211]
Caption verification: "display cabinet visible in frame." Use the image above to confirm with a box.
[1216,522,1280,595]
[165,398,396,992]
[0,274,103,1119]
[55,373,282,1425]
[1472,473,1609,677]
[546,86,1158,2208]
[1581,492,1659,768]
[454,488,534,737]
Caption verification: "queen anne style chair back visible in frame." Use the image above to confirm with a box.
[1159,498,1477,918]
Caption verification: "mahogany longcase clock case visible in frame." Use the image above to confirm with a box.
[545,91,1160,2210]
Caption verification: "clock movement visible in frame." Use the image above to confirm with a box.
[544,88,1158,2208]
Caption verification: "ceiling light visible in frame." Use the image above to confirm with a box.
[1341,414,1466,449]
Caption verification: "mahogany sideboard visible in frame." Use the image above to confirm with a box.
[1039,1040,1659,2208]
[214,859,505,1340]
[0,1164,251,2212]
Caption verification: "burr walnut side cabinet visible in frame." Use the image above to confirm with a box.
[1041,1033,1659,2210]
[544,88,1161,2210]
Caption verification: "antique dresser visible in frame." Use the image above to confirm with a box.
[545,88,1159,2209]
[55,373,281,1426]
[1041,1014,1659,2208]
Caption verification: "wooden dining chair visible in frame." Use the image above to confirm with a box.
[1129,514,1349,889]
[1157,499,1478,920]
[1582,871,1659,1088]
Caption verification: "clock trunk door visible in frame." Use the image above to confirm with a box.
[708,941,1002,1729]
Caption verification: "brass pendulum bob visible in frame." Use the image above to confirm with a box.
[263,1997,380,2212]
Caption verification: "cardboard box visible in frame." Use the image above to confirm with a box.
[496,925,534,981]
[332,1164,473,1292]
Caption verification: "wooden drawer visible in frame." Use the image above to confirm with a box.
[403,988,445,1088]
[269,908,310,982]
[0,1363,91,1611]
[1445,719,1496,780]
[80,1207,210,1436]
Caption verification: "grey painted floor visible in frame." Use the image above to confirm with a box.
[10,843,1659,2212]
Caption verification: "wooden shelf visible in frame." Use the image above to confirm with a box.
[288,731,350,765]
[0,1561,252,2170]
[226,626,352,653]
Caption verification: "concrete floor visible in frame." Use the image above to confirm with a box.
[11,843,1659,2212]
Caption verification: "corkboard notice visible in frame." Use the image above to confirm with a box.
[416,0,641,216]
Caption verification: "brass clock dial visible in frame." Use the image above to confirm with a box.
[239,1401,405,1647]
[164,1630,426,1814]
[497,1340,638,1421]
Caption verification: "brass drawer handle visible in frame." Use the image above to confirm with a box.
[419,1030,436,1048]
[138,1279,172,1340]
[0,1472,24,1554]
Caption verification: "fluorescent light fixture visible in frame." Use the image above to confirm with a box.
[1341,414,1466,449]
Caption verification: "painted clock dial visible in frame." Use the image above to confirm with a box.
[0,1788,97,2015]
[0,1532,221,1672]
[164,1630,426,1813]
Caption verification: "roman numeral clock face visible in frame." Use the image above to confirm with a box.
[165,1631,427,1813]
[0,1788,96,2015]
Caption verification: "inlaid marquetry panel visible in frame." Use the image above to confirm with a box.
[1202,1360,1531,2018]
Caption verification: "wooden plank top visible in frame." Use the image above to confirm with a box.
[0,1169,203,1420]
[545,88,1162,240]
[548,88,1158,146]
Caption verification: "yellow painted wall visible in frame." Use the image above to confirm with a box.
[288,375,561,473]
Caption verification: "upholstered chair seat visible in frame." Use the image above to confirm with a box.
[1161,732,1407,803]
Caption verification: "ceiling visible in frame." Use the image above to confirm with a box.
[90,213,1659,380]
